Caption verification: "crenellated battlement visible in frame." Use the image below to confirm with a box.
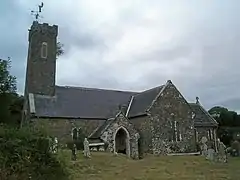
[28,21,58,41]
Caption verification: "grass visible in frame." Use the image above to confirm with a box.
[59,150,240,180]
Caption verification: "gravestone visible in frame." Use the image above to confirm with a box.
[83,138,91,158]
[201,137,208,157]
[71,144,77,161]
[52,137,58,154]
[217,139,227,163]
[206,148,215,161]
[91,147,97,151]
[231,140,240,157]
[99,147,105,151]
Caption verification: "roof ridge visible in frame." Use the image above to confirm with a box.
[56,85,138,93]
[190,102,218,125]
[198,104,218,125]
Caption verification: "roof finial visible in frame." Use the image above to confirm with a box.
[167,80,172,84]
[196,96,200,104]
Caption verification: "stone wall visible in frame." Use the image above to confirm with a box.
[100,113,139,159]
[30,118,105,142]
[149,82,196,154]
[25,21,58,97]
[130,115,153,154]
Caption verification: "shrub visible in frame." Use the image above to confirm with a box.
[230,140,240,157]
[0,124,69,180]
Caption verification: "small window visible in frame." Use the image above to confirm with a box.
[41,42,48,58]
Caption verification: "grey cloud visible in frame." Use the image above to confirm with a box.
[1,0,240,112]
[133,45,191,63]
[59,27,106,54]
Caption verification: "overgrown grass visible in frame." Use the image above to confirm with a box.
[59,150,240,180]
[0,125,69,180]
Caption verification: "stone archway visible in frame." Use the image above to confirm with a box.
[113,127,130,157]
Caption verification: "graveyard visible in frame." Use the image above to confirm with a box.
[59,151,240,180]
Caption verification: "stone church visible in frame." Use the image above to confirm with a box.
[22,21,218,159]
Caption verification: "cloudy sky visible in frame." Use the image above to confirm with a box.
[0,0,239,111]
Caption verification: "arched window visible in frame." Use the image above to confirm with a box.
[41,42,48,58]
[170,120,182,142]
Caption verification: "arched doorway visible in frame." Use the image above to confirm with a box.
[114,127,130,157]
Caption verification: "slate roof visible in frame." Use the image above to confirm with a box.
[127,85,164,117]
[33,84,217,129]
[89,118,115,139]
[190,103,218,127]
[34,86,136,119]
[33,84,165,119]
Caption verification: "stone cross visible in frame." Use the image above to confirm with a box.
[217,140,227,163]
[71,144,77,161]
[83,138,91,158]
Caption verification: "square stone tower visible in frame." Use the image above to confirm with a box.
[24,21,58,96]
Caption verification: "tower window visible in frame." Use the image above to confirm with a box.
[41,42,48,58]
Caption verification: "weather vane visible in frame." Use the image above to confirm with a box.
[31,2,44,21]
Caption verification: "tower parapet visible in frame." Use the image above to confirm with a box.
[24,21,58,97]
[28,21,58,42]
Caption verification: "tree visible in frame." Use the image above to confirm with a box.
[0,58,16,94]
[0,58,22,126]
[209,106,240,146]
[209,106,240,127]
[56,42,64,58]
[0,58,17,123]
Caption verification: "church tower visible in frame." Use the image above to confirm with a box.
[24,21,58,96]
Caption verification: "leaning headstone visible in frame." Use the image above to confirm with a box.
[83,138,91,158]
[92,147,97,151]
[99,146,105,151]
[231,140,240,157]
[206,148,215,161]
[71,144,77,161]
[218,140,227,163]
[201,137,208,157]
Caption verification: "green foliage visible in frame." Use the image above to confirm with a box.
[0,125,70,180]
[56,42,64,58]
[209,106,240,126]
[0,58,23,126]
[0,93,23,126]
[209,106,240,146]
[0,58,16,94]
